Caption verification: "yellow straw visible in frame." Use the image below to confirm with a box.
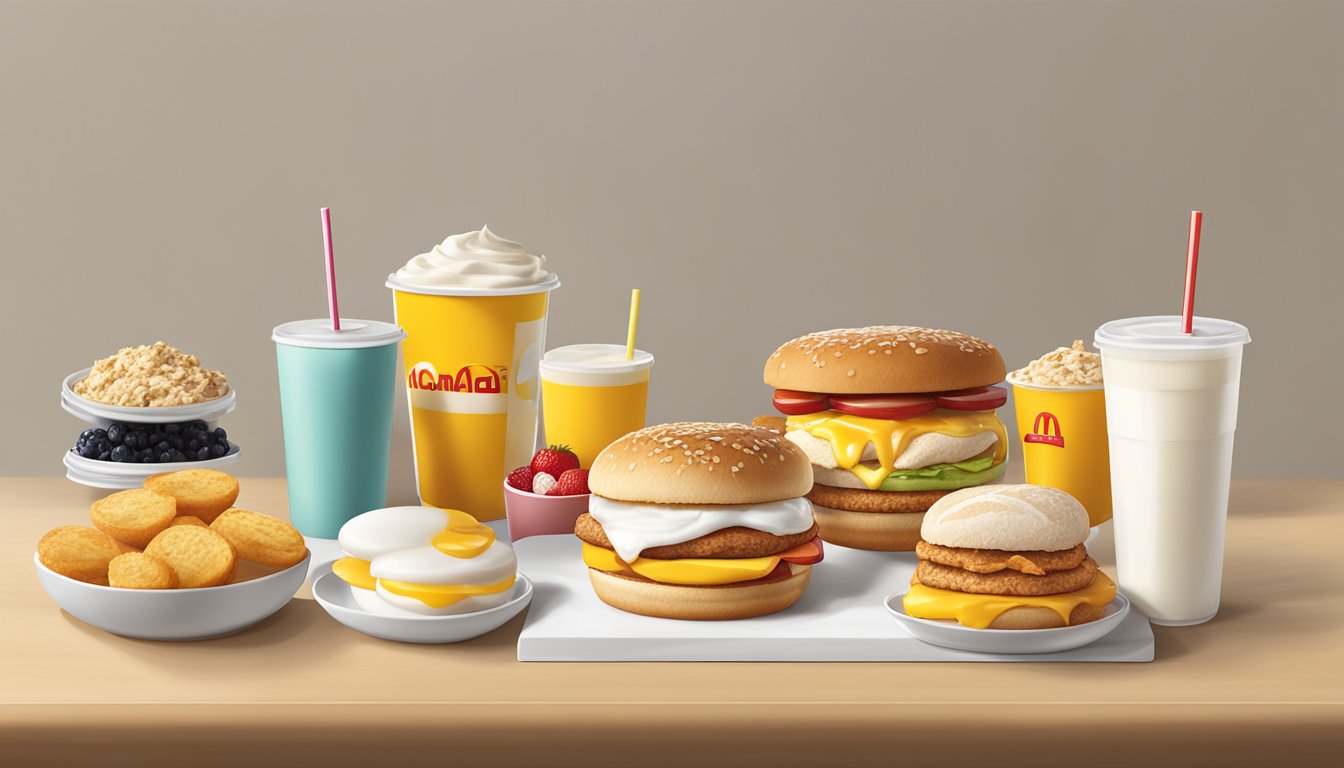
[626,288,641,360]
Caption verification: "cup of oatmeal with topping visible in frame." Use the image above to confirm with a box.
[72,342,229,407]
[1006,340,1112,526]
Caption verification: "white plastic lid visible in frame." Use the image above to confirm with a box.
[540,344,654,374]
[1094,315,1250,351]
[385,272,561,297]
[272,319,406,349]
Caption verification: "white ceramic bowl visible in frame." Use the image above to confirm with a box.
[62,368,237,427]
[63,443,241,489]
[312,562,533,644]
[34,551,309,640]
[884,592,1130,654]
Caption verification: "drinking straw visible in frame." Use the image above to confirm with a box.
[322,207,341,331]
[626,288,641,360]
[1182,210,1203,335]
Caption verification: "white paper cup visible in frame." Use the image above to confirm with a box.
[1095,316,1250,626]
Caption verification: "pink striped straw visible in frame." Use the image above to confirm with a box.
[321,207,341,331]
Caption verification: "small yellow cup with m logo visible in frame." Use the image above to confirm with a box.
[1006,374,1112,527]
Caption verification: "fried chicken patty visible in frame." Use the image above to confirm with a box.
[574,513,819,560]
[915,541,1087,576]
[914,557,1099,596]
[806,483,950,514]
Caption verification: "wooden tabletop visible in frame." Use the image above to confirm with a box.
[1,477,1340,767]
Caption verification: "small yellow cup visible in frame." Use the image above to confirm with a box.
[1007,374,1112,526]
[540,344,653,467]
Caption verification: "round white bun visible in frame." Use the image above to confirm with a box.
[587,564,812,620]
[590,422,813,505]
[920,484,1090,552]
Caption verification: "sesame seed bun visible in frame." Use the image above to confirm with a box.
[590,422,813,505]
[764,326,1005,394]
[920,484,1091,552]
[586,563,812,620]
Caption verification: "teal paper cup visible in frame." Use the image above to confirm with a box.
[273,319,405,538]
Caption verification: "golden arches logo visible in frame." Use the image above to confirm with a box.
[1025,411,1065,447]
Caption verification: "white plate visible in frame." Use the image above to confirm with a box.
[61,368,236,426]
[63,443,241,489]
[884,591,1130,654]
[34,551,309,641]
[311,562,533,644]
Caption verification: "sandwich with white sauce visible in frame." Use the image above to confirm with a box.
[574,422,823,620]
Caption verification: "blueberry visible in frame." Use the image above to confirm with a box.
[79,443,99,459]
[110,445,133,462]
[95,439,112,455]
[169,449,186,462]
[149,431,167,446]
[79,428,98,443]
[141,451,157,463]
[97,451,111,461]
[93,428,108,439]
[185,420,207,434]
[156,441,171,453]
[210,442,228,458]
[165,423,181,435]
[127,432,146,450]
[195,446,212,461]
[213,427,227,442]
[187,437,202,451]
[159,451,174,463]
[168,436,183,451]
[106,424,126,444]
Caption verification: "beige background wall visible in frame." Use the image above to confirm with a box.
[2,0,1340,498]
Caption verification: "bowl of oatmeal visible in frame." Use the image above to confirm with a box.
[62,342,236,426]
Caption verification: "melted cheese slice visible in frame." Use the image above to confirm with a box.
[333,556,515,608]
[430,508,496,558]
[333,557,376,591]
[787,409,1008,489]
[379,574,516,608]
[582,542,780,586]
[903,572,1117,629]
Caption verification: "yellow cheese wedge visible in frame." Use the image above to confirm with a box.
[582,542,780,586]
[903,572,1117,628]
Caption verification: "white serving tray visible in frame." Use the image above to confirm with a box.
[514,534,1154,662]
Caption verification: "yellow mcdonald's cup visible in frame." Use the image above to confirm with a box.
[540,344,654,467]
[1006,373,1112,526]
[388,274,559,521]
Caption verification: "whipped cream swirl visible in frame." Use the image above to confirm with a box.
[393,225,553,290]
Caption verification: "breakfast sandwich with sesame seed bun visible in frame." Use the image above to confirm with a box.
[763,326,1009,551]
[576,422,823,620]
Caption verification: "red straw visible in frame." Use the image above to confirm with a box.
[322,207,341,331]
[1182,210,1203,334]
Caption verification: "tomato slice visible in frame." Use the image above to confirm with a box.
[828,393,937,420]
[934,385,1007,411]
[773,389,831,415]
[778,537,824,565]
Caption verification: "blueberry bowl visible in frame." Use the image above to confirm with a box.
[64,442,241,489]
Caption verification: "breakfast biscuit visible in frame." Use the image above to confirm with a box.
[209,508,306,568]
[914,557,1099,596]
[142,469,239,524]
[168,516,208,528]
[89,489,177,548]
[37,526,125,584]
[108,552,178,589]
[144,526,236,588]
[575,513,818,559]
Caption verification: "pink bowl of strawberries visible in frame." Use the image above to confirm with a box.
[503,445,591,542]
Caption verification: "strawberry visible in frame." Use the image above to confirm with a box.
[550,468,590,496]
[505,465,534,492]
[531,471,558,496]
[530,445,581,478]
